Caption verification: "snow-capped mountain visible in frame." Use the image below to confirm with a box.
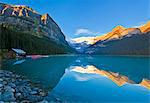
[71,37,96,45]
[69,37,96,53]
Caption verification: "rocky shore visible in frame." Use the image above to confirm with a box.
[0,70,49,103]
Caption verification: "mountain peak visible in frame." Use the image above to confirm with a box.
[13,5,36,13]
[96,25,126,41]
[139,21,150,33]
[41,14,49,24]
[113,25,125,30]
[42,13,49,17]
[0,3,38,17]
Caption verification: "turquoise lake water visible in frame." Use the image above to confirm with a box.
[1,55,150,102]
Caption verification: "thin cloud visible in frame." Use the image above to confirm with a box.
[75,28,100,35]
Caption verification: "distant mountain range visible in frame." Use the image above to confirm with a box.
[71,21,150,55]
[0,2,74,54]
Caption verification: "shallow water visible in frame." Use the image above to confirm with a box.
[1,55,150,102]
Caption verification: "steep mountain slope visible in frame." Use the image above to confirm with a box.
[85,22,150,55]
[95,26,126,42]
[0,3,74,54]
[139,21,150,33]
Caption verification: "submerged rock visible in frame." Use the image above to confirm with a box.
[0,84,3,88]
[0,91,16,102]
[30,90,38,95]
[38,100,49,103]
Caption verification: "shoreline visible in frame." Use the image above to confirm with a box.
[0,70,48,102]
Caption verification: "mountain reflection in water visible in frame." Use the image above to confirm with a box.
[47,65,150,102]
[1,55,150,102]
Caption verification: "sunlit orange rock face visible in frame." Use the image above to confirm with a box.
[0,3,54,25]
[73,26,130,45]
[72,66,135,86]
[91,21,150,44]
[73,26,126,45]
[95,26,126,42]
[41,14,49,24]
[140,79,150,90]
[139,21,150,33]
[1,4,36,17]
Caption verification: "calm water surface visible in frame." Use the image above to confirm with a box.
[1,55,150,102]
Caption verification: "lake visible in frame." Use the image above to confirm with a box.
[1,55,150,102]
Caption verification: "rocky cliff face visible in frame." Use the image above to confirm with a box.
[85,21,150,55]
[0,3,67,44]
[0,3,74,54]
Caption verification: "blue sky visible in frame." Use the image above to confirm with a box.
[1,0,150,39]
